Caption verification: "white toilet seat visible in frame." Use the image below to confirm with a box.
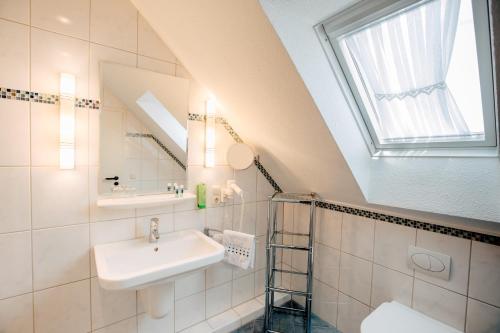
[361,301,462,333]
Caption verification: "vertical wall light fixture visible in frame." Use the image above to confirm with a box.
[205,98,216,168]
[59,73,76,169]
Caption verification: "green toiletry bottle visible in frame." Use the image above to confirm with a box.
[197,183,206,209]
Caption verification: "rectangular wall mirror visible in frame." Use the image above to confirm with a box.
[98,63,189,196]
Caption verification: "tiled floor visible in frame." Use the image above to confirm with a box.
[232,302,340,333]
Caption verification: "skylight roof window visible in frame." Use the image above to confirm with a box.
[321,0,496,153]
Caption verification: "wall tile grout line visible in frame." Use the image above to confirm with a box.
[463,239,474,332]
[93,313,138,332]
[14,16,176,65]
[410,227,417,310]
[136,10,139,67]
[28,2,35,330]
[87,2,93,331]
[335,212,344,327]
[467,296,500,309]
[0,290,35,302]
[137,52,177,66]
[368,219,376,308]
[0,16,29,27]
[30,276,90,295]
[17,19,143,56]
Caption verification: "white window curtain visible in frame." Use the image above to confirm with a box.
[344,0,470,141]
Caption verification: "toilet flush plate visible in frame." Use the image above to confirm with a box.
[408,245,451,281]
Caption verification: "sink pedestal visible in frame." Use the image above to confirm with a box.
[141,282,174,319]
[94,229,225,320]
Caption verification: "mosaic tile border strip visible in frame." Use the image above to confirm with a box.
[188,113,282,192]
[188,113,243,142]
[189,112,500,245]
[126,133,186,170]
[315,201,500,246]
[75,98,100,109]
[188,114,243,142]
[0,87,100,109]
[216,116,244,143]
[254,158,282,193]
[188,113,241,142]
[188,113,205,122]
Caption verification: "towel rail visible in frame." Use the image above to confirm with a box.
[269,243,310,251]
[203,227,222,236]
[272,268,308,276]
[272,305,306,313]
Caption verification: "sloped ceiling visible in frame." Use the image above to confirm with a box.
[129,0,364,203]
[130,0,500,233]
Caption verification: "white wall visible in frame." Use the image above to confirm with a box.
[282,204,500,333]
[128,0,500,234]
[259,0,500,224]
[0,1,271,332]
[1,1,498,333]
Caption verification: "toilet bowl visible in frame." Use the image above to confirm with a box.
[361,301,462,333]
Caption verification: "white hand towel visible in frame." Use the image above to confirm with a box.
[222,230,256,270]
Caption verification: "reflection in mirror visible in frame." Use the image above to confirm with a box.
[99,62,189,196]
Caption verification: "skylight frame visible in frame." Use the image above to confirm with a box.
[317,0,497,155]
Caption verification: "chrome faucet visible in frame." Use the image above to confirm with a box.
[149,218,160,243]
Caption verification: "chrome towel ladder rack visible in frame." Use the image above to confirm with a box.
[264,192,319,333]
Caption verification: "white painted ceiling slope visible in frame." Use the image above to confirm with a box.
[130,0,500,232]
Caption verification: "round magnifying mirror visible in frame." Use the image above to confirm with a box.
[227,143,254,170]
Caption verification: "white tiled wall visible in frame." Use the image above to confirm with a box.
[5,1,496,333]
[0,1,274,332]
[284,204,500,333]
[183,116,275,331]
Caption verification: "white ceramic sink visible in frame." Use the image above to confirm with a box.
[94,229,224,319]
[94,229,224,290]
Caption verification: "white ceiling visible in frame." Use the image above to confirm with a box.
[130,0,500,233]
